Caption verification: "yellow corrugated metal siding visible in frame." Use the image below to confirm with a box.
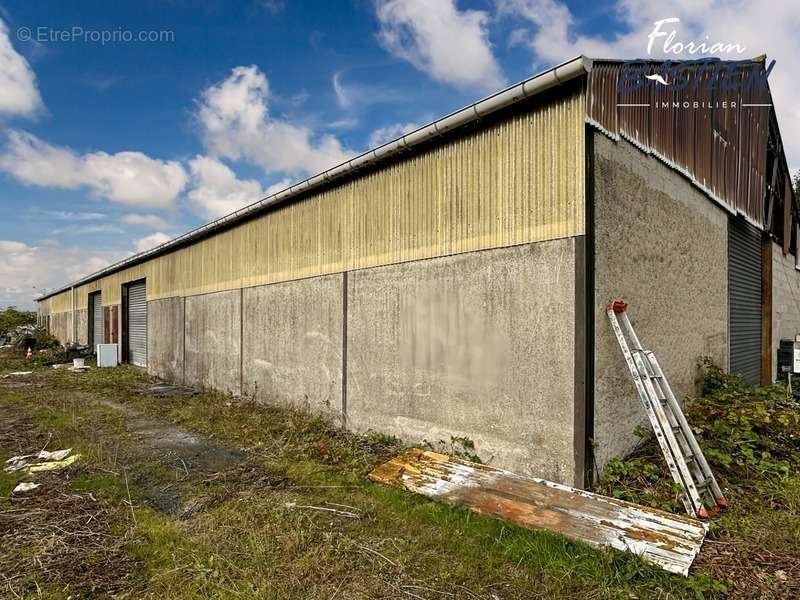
[43,84,585,309]
[48,290,73,313]
[38,292,72,343]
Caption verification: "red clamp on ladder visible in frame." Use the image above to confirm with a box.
[607,299,628,314]
[607,298,726,520]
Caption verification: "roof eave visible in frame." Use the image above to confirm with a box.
[37,55,592,302]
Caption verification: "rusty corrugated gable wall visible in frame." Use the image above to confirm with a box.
[586,60,780,230]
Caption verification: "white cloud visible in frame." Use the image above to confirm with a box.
[259,0,285,14]
[368,122,420,148]
[196,65,354,177]
[0,240,127,309]
[134,232,171,253]
[186,155,265,220]
[0,240,28,253]
[121,213,171,230]
[332,73,351,109]
[0,18,44,117]
[375,0,504,92]
[29,208,106,221]
[82,151,188,207]
[50,224,123,235]
[498,0,800,169]
[0,130,188,208]
[331,72,409,114]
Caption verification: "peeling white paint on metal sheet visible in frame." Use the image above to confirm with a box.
[371,450,707,576]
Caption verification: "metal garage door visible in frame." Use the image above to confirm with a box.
[728,217,762,385]
[91,292,103,350]
[127,281,147,367]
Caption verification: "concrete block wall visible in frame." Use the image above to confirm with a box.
[185,290,242,396]
[242,275,343,417]
[146,239,583,485]
[346,241,580,483]
[147,297,184,382]
[592,133,729,472]
[772,243,800,379]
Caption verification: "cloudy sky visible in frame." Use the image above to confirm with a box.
[1,0,798,308]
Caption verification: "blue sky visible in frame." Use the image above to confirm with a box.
[1,0,798,308]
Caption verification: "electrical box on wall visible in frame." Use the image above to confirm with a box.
[777,337,800,376]
[96,344,118,368]
[794,335,800,374]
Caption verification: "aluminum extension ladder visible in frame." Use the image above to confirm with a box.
[607,299,726,519]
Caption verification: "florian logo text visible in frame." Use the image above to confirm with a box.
[647,18,746,56]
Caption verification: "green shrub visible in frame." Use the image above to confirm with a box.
[596,358,800,504]
[691,359,799,478]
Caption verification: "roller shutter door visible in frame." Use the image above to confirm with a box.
[728,218,762,385]
[127,281,147,367]
[91,293,103,350]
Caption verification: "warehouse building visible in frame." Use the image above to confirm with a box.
[37,57,798,488]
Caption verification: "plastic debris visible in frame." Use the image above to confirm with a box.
[13,482,40,494]
[1,371,33,378]
[4,448,77,473]
[51,363,89,372]
[28,454,81,473]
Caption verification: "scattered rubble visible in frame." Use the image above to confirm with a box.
[4,448,80,473]
[8,324,38,348]
[142,382,198,398]
[52,362,90,372]
[12,482,40,494]
[1,371,32,378]
[29,454,81,473]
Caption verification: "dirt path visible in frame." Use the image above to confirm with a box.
[0,377,256,596]
[92,395,246,516]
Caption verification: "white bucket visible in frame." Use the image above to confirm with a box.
[73,358,85,369]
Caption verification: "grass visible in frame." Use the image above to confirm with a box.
[595,360,800,598]
[1,350,779,598]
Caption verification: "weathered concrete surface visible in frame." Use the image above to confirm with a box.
[346,240,578,485]
[147,297,185,383]
[185,290,241,396]
[75,309,88,346]
[242,275,343,416]
[593,133,728,471]
[772,242,800,380]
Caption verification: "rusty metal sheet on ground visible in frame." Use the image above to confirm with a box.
[369,449,707,576]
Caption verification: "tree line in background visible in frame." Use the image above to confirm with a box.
[0,307,37,338]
